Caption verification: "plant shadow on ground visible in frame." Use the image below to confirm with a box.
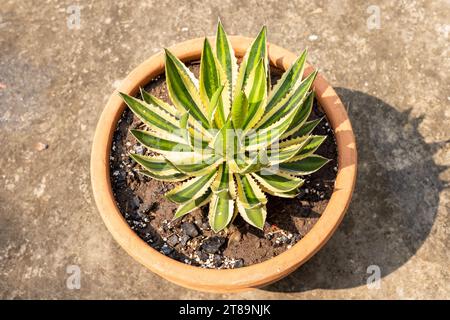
[263,88,448,293]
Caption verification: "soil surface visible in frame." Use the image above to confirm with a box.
[110,62,338,268]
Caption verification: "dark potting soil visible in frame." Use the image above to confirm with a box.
[110,62,338,269]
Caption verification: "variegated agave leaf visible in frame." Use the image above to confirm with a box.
[119,21,330,232]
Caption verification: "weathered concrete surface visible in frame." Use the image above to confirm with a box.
[0,0,449,299]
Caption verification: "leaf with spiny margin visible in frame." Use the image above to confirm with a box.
[243,59,267,131]
[263,187,300,198]
[173,189,213,219]
[277,155,330,175]
[231,90,248,129]
[199,38,221,108]
[294,117,323,137]
[281,91,314,139]
[235,174,267,229]
[209,164,234,232]
[130,154,180,176]
[257,70,317,130]
[179,111,211,150]
[165,170,217,204]
[209,193,234,232]
[216,19,238,102]
[266,139,310,166]
[212,119,239,160]
[266,49,307,112]
[200,38,232,128]
[287,135,327,162]
[229,144,267,174]
[140,88,179,116]
[179,111,190,145]
[179,111,189,129]
[138,169,188,182]
[130,129,196,155]
[251,170,304,193]
[207,85,225,125]
[278,135,310,148]
[232,156,259,174]
[141,88,212,141]
[131,154,188,181]
[165,49,210,129]
[234,26,268,97]
[244,97,304,151]
[166,152,223,176]
[119,92,185,143]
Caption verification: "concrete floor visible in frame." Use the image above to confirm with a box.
[0,0,449,299]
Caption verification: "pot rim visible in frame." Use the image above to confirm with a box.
[90,36,357,293]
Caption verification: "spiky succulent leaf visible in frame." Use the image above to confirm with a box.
[277,155,330,175]
[120,92,184,142]
[200,38,221,106]
[244,96,304,151]
[166,152,223,176]
[235,174,267,229]
[120,22,331,233]
[281,91,314,139]
[207,85,225,125]
[288,135,327,162]
[243,58,267,131]
[140,88,178,115]
[140,87,212,141]
[209,164,235,232]
[216,19,238,102]
[199,39,231,127]
[234,26,268,97]
[266,49,307,112]
[130,129,193,154]
[266,140,310,166]
[295,117,323,137]
[252,170,304,193]
[138,169,187,182]
[130,153,180,176]
[165,170,217,204]
[173,189,213,219]
[257,70,317,130]
[165,49,210,129]
[230,90,248,129]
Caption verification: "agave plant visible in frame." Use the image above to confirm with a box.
[119,21,329,232]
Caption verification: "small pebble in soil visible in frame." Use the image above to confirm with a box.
[131,196,141,209]
[213,254,223,267]
[138,202,155,215]
[181,222,199,237]
[201,236,225,254]
[167,234,179,247]
[35,142,48,151]
[196,250,209,261]
[179,234,190,246]
[160,244,173,255]
[228,230,242,246]
[133,144,144,155]
[234,259,244,268]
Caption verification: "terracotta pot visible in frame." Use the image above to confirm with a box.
[90,36,357,293]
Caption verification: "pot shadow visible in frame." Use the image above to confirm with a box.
[263,88,448,293]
